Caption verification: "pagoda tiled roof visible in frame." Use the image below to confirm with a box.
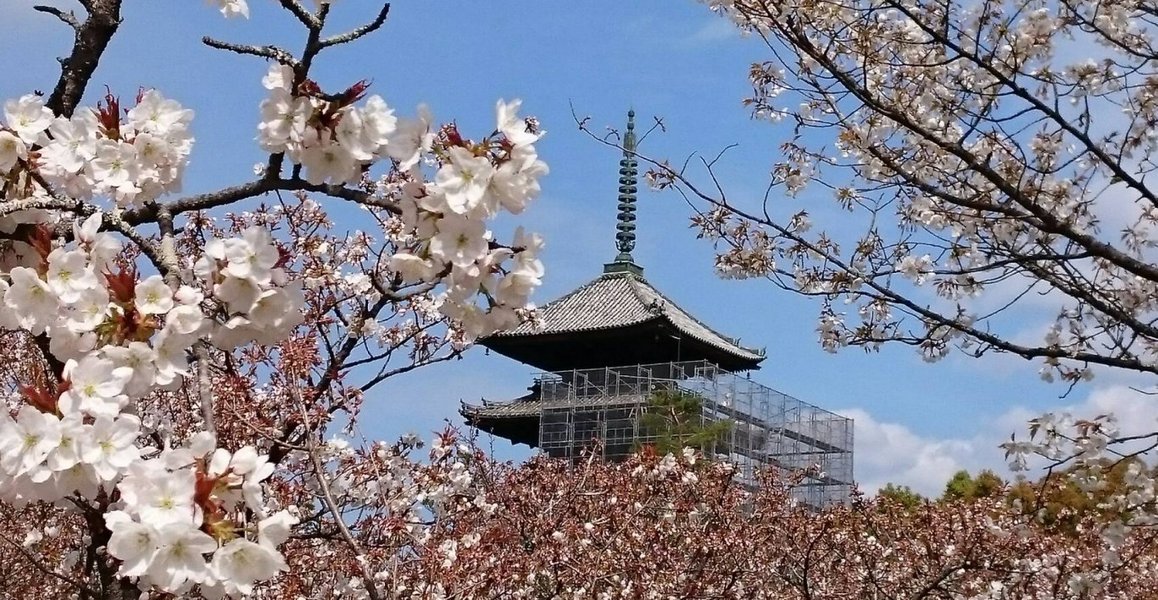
[462,392,650,420]
[486,269,765,363]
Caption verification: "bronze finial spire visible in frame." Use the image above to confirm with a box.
[613,109,638,264]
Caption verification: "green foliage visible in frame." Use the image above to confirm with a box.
[941,469,1005,502]
[639,389,731,456]
[1007,458,1156,535]
[973,469,1005,498]
[878,483,924,509]
[942,470,975,501]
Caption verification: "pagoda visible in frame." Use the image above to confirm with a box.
[462,111,853,507]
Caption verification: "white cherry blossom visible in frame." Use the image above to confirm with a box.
[58,356,133,417]
[0,405,62,480]
[44,413,86,474]
[386,104,435,169]
[3,94,53,144]
[135,274,175,315]
[429,214,490,269]
[46,248,97,304]
[5,267,60,334]
[80,414,142,481]
[211,538,287,596]
[105,511,161,578]
[0,130,28,172]
[146,523,218,590]
[435,146,495,215]
[212,0,249,19]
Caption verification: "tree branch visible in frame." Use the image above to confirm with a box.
[45,0,123,118]
[583,125,1158,375]
[32,4,80,31]
[320,3,391,48]
[299,398,383,600]
[121,176,398,226]
[201,37,299,67]
[277,0,320,30]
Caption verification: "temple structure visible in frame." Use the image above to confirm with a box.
[461,111,854,507]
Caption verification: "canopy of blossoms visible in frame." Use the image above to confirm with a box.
[0,0,546,596]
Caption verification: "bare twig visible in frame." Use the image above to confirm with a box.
[357,351,461,393]
[574,115,1158,376]
[297,394,384,600]
[201,37,299,67]
[32,4,80,30]
[278,0,320,30]
[320,3,391,48]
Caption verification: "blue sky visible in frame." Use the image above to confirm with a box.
[3,0,1153,495]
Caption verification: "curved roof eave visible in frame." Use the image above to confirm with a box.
[482,271,765,366]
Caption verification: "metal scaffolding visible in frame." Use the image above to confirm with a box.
[534,360,854,508]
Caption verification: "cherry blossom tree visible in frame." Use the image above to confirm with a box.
[4,0,1155,598]
[0,1,547,597]
[386,446,1158,598]
[615,0,1158,384]
[672,0,1158,504]
[580,0,1158,594]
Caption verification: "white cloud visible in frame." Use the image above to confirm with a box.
[838,407,993,497]
[1076,384,1158,438]
[839,384,1158,497]
[687,19,739,45]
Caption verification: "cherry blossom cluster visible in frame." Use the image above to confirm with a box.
[104,433,297,597]
[657,3,1158,589]
[256,61,547,339]
[0,65,375,600]
[0,78,544,594]
[0,404,140,503]
[268,441,1154,600]
[193,225,305,349]
[257,65,395,185]
[256,430,499,598]
[0,228,318,594]
[1002,410,1158,578]
[2,90,193,208]
[410,181,546,338]
[0,210,304,596]
[0,0,553,596]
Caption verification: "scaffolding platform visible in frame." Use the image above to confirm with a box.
[467,360,854,508]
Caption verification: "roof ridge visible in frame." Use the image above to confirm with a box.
[625,275,765,358]
[483,270,660,340]
[620,271,665,316]
[580,270,659,321]
[541,271,650,322]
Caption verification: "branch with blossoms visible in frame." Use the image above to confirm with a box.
[1004,412,1158,517]
[0,0,547,598]
[572,126,1158,576]
[605,0,1158,386]
[578,0,1158,590]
